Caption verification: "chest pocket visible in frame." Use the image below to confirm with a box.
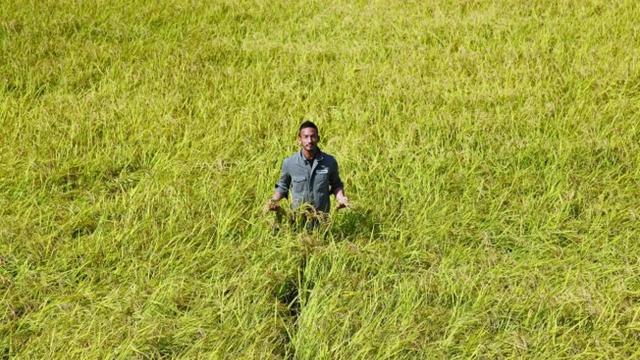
[314,168,330,191]
[292,176,307,193]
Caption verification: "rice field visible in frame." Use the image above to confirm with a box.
[1,0,640,358]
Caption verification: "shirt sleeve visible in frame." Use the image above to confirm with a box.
[274,159,291,197]
[329,159,344,194]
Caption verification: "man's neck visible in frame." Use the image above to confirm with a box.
[302,148,317,161]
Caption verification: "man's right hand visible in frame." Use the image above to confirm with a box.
[265,198,281,212]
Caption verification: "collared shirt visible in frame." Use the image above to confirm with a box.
[274,148,344,212]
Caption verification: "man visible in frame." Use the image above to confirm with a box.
[267,121,349,225]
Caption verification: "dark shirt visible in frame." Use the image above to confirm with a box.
[274,148,344,212]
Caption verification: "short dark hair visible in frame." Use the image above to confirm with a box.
[298,120,318,135]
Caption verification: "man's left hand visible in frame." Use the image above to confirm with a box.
[336,193,350,210]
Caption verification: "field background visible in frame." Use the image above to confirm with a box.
[2,0,640,358]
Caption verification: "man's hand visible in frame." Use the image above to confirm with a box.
[265,198,281,212]
[335,190,350,210]
[265,192,286,212]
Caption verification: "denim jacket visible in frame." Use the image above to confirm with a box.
[274,148,343,212]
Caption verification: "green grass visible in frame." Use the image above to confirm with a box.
[1,0,640,358]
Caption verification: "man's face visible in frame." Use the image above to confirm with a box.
[298,127,319,152]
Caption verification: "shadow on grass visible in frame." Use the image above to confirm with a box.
[273,273,302,321]
[272,252,311,359]
[267,208,381,357]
